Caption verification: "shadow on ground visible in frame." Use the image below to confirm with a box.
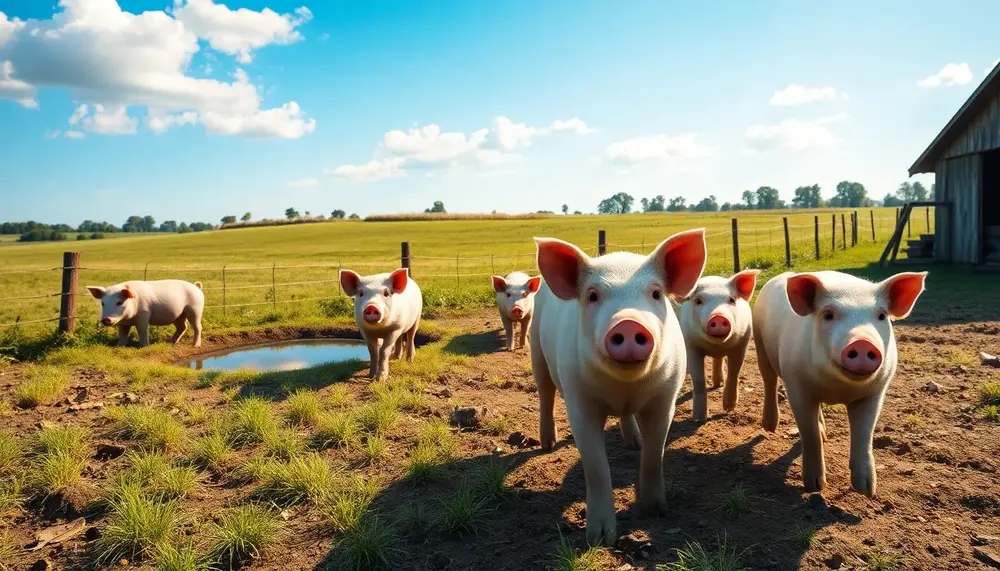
[442,330,504,357]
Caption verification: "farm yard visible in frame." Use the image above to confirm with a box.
[1,209,999,571]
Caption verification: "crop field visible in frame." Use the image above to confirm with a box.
[5,207,998,571]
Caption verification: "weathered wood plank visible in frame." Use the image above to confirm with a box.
[941,154,982,263]
[943,89,1000,158]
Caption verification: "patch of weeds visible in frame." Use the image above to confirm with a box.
[33,424,90,458]
[324,477,379,533]
[264,428,303,460]
[335,515,401,571]
[362,435,388,466]
[325,385,350,409]
[398,390,430,413]
[980,404,999,422]
[903,414,925,429]
[190,431,232,471]
[980,381,1000,407]
[197,369,259,390]
[33,449,87,496]
[314,412,357,449]
[944,349,976,366]
[97,484,182,564]
[221,387,240,402]
[865,549,905,571]
[180,403,211,425]
[397,501,428,532]
[105,405,185,451]
[286,390,322,427]
[154,541,214,571]
[417,418,455,451]
[434,482,491,536]
[356,402,398,436]
[370,381,405,411]
[258,453,333,505]
[121,450,200,500]
[481,414,510,436]
[237,456,278,484]
[405,442,447,484]
[791,526,817,550]
[0,433,22,473]
[14,365,70,408]
[718,484,755,519]
[0,530,15,565]
[545,531,613,571]
[0,476,25,521]
[470,456,513,500]
[657,535,750,571]
[155,466,201,500]
[820,403,846,413]
[208,503,279,569]
[224,397,279,447]
[0,400,11,416]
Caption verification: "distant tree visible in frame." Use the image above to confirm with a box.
[90,232,105,240]
[896,181,928,203]
[424,201,447,213]
[640,198,649,212]
[159,220,178,233]
[573,210,582,215]
[597,192,634,215]
[666,196,687,212]
[18,229,67,242]
[832,181,868,208]
[882,193,904,207]
[641,195,665,212]
[141,215,156,232]
[189,222,213,232]
[755,186,781,210]
[77,220,118,233]
[177,222,191,234]
[123,215,144,232]
[791,184,823,208]
[76,233,87,241]
[720,202,733,212]
[741,190,757,210]
[561,204,569,215]
[331,209,346,219]
[285,207,300,219]
[241,212,252,222]
[692,195,719,212]
[220,215,237,224]
[349,213,360,220]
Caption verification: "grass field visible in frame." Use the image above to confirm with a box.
[0,207,917,330]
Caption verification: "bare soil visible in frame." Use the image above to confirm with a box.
[2,310,999,571]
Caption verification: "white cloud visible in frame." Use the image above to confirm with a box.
[64,130,85,139]
[492,116,538,150]
[171,0,312,64]
[744,113,848,153]
[44,129,60,139]
[605,133,713,165]
[0,1,314,139]
[769,83,840,106]
[326,158,405,182]
[285,177,319,188]
[69,104,138,135]
[987,58,1000,76]
[318,32,330,41]
[146,108,198,134]
[917,62,973,87]
[548,117,596,134]
[382,124,491,165]
[68,104,87,125]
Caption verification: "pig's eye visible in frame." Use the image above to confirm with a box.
[877,311,887,321]
[506,293,511,299]
[116,301,124,307]
[694,297,703,306]
[652,290,662,301]
[728,297,736,304]
[521,291,528,298]
[587,290,599,304]
[822,310,835,321]
[383,289,390,297]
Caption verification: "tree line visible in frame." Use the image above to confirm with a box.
[595,180,934,215]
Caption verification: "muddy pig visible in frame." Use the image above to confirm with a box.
[490,271,542,351]
[752,270,927,497]
[87,280,205,347]
[679,269,760,421]
[530,229,707,546]
[340,268,422,381]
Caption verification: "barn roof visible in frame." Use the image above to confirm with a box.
[909,62,1000,176]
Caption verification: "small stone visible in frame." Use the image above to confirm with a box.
[438,388,452,399]
[616,565,635,571]
[873,435,894,449]
[980,352,1000,368]
[120,393,141,404]
[974,547,1000,569]
[973,535,1000,546]
[492,447,503,455]
[449,406,482,428]
[68,401,105,412]
[927,544,941,556]
[895,443,912,455]
[922,381,944,394]
[95,443,127,461]
[863,537,876,546]
[280,509,293,521]
[824,553,844,569]
[84,527,101,541]
[786,427,800,437]
[74,388,89,403]
[917,515,927,523]
[29,560,52,571]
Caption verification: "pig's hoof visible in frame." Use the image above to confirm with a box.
[850,463,877,498]
[723,393,738,412]
[639,494,668,516]
[761,410,778,432]
[623,433,642,450]
[585,507,617,547]
[802,473,827,493]
[540,426,557,451]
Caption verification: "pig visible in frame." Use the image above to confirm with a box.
[752,270,927,498]
[339,268,422,381]
[530,229,707,546]
[86,280,205,347]
[678,269,761,422]
[490,271,542,351]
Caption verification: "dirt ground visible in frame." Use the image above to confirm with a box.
[2,307,999,571]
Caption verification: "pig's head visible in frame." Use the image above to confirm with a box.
[684,269,760,343]
[785,271,928,382]
[491,272,542,322]
[87,285,137,326]
[340,268,410,328]
[534,229,706,379]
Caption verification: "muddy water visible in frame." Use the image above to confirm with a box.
[184,339,368,371]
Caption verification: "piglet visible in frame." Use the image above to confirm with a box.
[87,280,205,347]
[530,229,706,546]
[752,270,927,497]
[679,270,760,421]
[340,268,422,381]
[490,271,542,351]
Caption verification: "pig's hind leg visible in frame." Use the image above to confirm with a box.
[169,316,188,345]
[788,390,827,493]
[619,415,642,450]
[688,347,709,422]
[722,341,749,412]
[405,317,418,363]
[754,330,780,432]
[711,356,724,388]
[187,305,203,347]
[530,341,558,451]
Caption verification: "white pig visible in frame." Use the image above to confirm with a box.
[752,270,927,498]
[86,280,205,347]
[530,229,707,546]
[339,268,422,381]
[490,271,542,351]
[679,269,760,421]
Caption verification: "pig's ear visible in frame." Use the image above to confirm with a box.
[490,275,507,293]
[121,288,135,300]
[87,286,106,299]
[650,229,707,300]
[729,269,761,301]
[878,271,928,319]
[785,273,824,317]
[340,270,361,297]
[526,276,542,294]
[389,268,409,294]
[534,237,589,301]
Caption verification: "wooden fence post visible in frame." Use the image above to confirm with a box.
[925,207,930,233]
[222,265,227,316]
[782,217,791,268]
[831,214,835,253]
[907,209,912,237]
[870,210,876,242]
[598,230,607,256]
[840,214,846,250]
[59,251,80,334]
[731,218,740,273]
[271,263,277,310]
[853,211,858,246]
[814,216,820,260]
[401,242,411,276]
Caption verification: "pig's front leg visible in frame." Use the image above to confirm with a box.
[363,332,379,379]
[565,395,616,546]
[687,347,708,422]
[116,323,131,347]
[530,345,558,450]
[722,340,749,412]
[619,415,642,450]
[375,330,403,381]
[757,340,780,432]
[711,356,724,388]
[847,392,884,498]
[517,316,530,350]
[635,396,671,515]
[136,314,151,347]
[500,314,514,351]
[788,389,826,492]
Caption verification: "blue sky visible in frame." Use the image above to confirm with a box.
[1,0,998,225]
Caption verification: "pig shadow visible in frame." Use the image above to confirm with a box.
[443,330,507,357]
[312,423,858,570]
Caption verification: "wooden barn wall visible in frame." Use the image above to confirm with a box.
[943,88,1000,159]
[936,154,982,263]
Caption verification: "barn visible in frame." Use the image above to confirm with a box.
[906,62,1000,266]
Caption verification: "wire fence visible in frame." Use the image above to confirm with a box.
[0,208,933,331]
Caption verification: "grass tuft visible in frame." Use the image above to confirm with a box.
[980,404,999,422]
[0,433,22,474]
[658,535,750,571]
[546,532,613,571]
[979,381,1000,407]
[791,526,817,550]
[335,515,401,571]
[208,504,279,568]
[0,476,25,521]
[33,449,86,496]
[481,414,510,436]
[33,424,90,458]
[435,482,491,536]
[264,428,303,460]
[314,412,357,449]
[718,484,755,519]
[325,385,351,409]
[225,397,279,447]
[356,401,398,437]
[154,541,215,571]
[865,549,905,571]
[286,390,322,427]
[190,431,233,471]
[105,405,186,451]
[258,453,333,505]
[180,403,211,425]
[324,476,380,533]
[362,435,389,466]
[470,456,513,499]
[14,365,70,408]
[98,484,182,563]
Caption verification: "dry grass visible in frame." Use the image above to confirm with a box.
[364,212,553,222]
[14,365,70,407]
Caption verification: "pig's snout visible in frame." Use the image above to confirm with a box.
[101,317,113,326]
[604,320,654,363]
[362,304,382,324]
[705,314,731,338]
[840,339,882,376]
[510,305,524,319]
